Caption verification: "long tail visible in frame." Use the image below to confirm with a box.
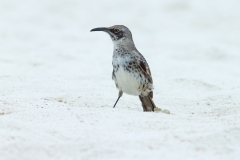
[139,95,156,112]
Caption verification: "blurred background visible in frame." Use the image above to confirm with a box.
[0,0,239,104]
[0,0,240,159]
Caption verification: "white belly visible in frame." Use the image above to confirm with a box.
[115,66,141,96]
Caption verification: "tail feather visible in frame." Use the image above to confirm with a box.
[139,95,156,112]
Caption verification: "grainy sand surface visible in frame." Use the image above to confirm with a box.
[1,0,240,159]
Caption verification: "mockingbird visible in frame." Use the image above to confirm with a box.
[91,25,157,112]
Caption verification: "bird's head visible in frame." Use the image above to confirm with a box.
[90,25,135,48]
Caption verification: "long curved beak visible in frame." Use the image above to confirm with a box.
[90,27,108,32]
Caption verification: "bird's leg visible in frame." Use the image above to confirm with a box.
[139,96,147,111]
[113,91,123,108]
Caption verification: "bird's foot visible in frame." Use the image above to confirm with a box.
[154,107,162,112]
[162,109,170,114]
[154,107,170,114]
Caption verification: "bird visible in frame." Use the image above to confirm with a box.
[90,25,156,112]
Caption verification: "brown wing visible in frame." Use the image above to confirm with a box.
[138,60,153,84]
[137,59,154,98]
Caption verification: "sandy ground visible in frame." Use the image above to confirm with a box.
[1,0,240,159]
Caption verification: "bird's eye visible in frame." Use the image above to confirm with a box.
[114,28,119,33]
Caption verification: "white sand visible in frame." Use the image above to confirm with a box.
[0,0,240,159]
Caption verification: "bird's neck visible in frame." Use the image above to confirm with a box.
[113,38,136,52]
